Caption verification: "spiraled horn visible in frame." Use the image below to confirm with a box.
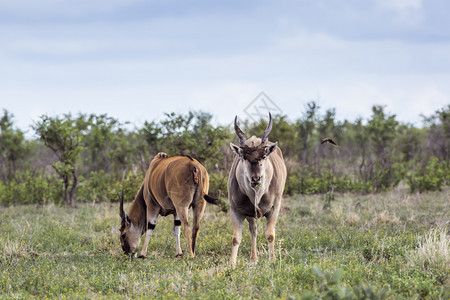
[234,116,247,146]
[118,186,125,221]
[260,112,273,145]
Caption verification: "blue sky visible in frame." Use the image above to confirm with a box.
[1,0,449,135]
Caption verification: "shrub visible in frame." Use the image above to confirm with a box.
[207,172,229,212]
[74,170,145,203]
[407,157,448,193]
[0,171,61,205]
[370,161,404,192]
[208,172,228,198]
[76,170,115,203]
[285,170,355,195]
[112,171,145,203]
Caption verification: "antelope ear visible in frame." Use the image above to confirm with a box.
[125,215,131,226]
[230,143,242,156]
[265,142,278,156]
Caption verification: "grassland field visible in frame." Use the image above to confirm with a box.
[0,188,448,299]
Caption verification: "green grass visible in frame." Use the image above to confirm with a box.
[1,188,449,299]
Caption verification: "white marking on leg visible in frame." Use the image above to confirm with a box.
[139,214,158,257]
[174,214,182,257]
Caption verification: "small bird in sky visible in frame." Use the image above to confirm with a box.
[321,138,339,147]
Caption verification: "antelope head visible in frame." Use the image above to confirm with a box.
[118,188,143,256]
[230,113,278,189]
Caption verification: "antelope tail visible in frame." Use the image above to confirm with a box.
[204,194,219,205]
[192,165,218,205]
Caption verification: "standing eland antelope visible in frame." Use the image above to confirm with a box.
[119,152,218,258]
[228,113,287,265]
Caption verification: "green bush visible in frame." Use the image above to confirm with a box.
[369,161,404,193]
[111,171,145,203]
[208,172,228,198]
[76,170,115,203]
[0,171,61,205]
[207,172,229,212]
[407,157,448,193]
[285,170,356,195]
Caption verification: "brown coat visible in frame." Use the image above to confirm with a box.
[119,153,217,258]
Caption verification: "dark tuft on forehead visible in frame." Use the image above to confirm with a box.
[241,146,266,162]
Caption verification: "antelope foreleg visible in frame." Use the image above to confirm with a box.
[139,213,159,258]
[247,217,258,264]
[265,205,281,261]
[229,210,245,266]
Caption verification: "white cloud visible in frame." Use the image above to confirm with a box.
[379,0,422,11]
[0,0,448,134]
[314,75,450,125]
[378,0,422,11]
[377,0,424,26]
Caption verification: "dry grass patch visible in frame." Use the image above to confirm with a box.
[375,210,400,225]
[1,239,36,258]
[407,226,449,273]
[345,211,360,226]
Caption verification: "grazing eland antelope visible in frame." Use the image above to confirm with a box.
[228,113,287,265]
[119,152,217,258]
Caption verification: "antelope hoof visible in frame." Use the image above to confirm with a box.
[138,255,146,259]
[175,254,183,259]
[250,257,258,265]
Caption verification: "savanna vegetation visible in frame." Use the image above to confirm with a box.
[0,189,448,298]
[0,103,448,207]
[0,103,449,298]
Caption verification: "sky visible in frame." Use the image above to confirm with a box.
[1,0,449,136]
